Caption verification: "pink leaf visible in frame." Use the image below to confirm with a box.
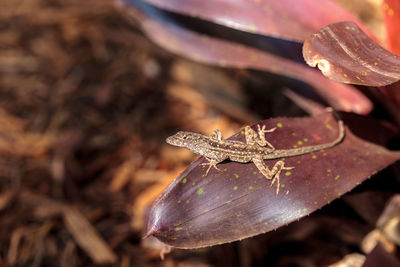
[121,3,372,114]
[129,0,369,42]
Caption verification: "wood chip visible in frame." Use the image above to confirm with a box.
[7,227,24,265]
[63,207,117,264]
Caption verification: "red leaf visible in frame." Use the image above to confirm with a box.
[383,0,400,55]
[122,3,372,114]
[303,21,400,86]
[146,111,400,248]
[127,0,368,42]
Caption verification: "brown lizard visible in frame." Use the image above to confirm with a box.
[166,111,345,195]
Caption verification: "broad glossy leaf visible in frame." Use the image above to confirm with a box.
[125,0,367,42]
[303,21,400,86]
[146,112,400,248]
[363,244,400,267]
[122,2,372,114]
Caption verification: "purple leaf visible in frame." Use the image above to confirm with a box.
[121,3,372,114]
[146,111,400,248]
[126,0,368,42]
[303,21,400,86]
[363,244,400,267]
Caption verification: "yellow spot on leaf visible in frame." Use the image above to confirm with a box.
[226,200,232,204]
[250,54,258,62]
[177,200,181,204]
[334,175,340,180]
[197,188,204,195]
[345,26,350,30]
[383,3,389,9]
[303,138,308,142]
[253,171,257,175]
[276,122,283,128]
[293,145,298,148]
[297,141,303,145]
[233,186,238,191]
[175,227,183,231]
[249,24,257,31]
[327,169,331,173]
[219,60,227,67]
[281,184,285,188]
[312,155,317,159]
[241,130,245,135]
[249,186,253,190]
[302,208,308,212]
[182,178,187,184]
[186,200,190,204]
[192,182,196,186]
[285,171,291,176]
[343,73,348,77]
[233,173,239,178]
[223,168,227,172]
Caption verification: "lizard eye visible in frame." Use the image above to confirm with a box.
[182,135,187,139]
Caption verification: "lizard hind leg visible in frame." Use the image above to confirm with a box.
[253,158,294,195]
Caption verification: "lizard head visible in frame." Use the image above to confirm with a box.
[166,131,207,152]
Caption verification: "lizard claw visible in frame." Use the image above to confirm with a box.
[270,164,294,195]
[257,124,276,134]
[201,161,221,176]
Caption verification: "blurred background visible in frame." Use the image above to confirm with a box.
[1,0,398,266]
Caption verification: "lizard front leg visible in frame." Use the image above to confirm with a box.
[253,157,294,195]
[201,157,224,176]
[245,125,276,149]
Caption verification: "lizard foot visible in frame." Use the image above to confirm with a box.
[257,124,276,135]
[200,160,222,176]
[270,165,294,195]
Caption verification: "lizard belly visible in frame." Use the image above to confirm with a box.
[228,154,253,163]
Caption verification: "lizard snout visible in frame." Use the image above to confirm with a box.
[165,136,176,145]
